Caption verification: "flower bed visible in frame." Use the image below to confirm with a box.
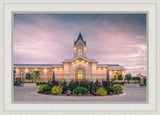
[37,80,123,96]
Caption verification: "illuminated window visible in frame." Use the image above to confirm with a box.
[25,68,28,73]
[16,68,19,73]
[48,73,52,81]
[20,73,24,82]
[39,74,43,81]
[77,45,83,56]
[44,68,47,74]
[54,68,57,71]
[76,69,85,81]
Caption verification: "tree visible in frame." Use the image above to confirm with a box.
[118,74,123,81]
[33,71,40,82]
[111,78,115,82]
[14,70,16,80]
[25,73,32,80]
[52,71,55,81]
[125,73,132,83]
[106,71,110,81]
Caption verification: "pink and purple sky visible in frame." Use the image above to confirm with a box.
[13,14,147,76]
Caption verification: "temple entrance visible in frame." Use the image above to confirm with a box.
[76,68,85,81]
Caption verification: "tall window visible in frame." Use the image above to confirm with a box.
[48,73,52,81]
[76,69,85,81]
[77,45,83,56]
[20,73,24,82]
[39,73,43,81]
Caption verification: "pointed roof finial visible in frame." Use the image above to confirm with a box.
[74,29,86,45]
[79,28,81,33]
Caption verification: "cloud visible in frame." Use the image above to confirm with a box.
[13,14,147,76]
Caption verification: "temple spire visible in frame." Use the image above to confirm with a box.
[74,29,86,45]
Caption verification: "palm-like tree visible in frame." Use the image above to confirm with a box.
[25,73,32,80]
[33,71,40,82]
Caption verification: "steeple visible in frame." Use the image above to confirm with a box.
[74,29,86,45]
[73,29,87,58]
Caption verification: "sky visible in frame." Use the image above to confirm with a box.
[13,14,147,76]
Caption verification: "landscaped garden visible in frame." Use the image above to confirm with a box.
[37,80,123,96]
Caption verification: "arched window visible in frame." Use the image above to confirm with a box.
[77,45,83,56]
[76,69,85,81]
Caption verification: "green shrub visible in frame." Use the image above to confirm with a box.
[43,85,52,92]
[91,82,96,91]
[114,85,123,93]
[51,86,63,95]
[38,85,45,91]
[96,87,107,96]
[73,87,88,95]
[111,78,115,82]
[14,82,21,86]
[107,86,117,93]
[37,82,48,86]
[140,84,144,86]
[113,82,124,85]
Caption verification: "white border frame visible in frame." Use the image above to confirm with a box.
[0,0,159,115]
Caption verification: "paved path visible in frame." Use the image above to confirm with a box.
[14,86,147,103]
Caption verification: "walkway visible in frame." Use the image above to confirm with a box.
[14,86,147,103]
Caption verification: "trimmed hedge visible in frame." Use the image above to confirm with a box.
[113,82,124,85]
[37,82,48,86]
[43,85,52,92]
[73,87,88,95]
[14,82,21,86]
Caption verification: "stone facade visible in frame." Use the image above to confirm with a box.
[14,32,125,82]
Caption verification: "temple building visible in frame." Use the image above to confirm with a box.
[14,31,125,82]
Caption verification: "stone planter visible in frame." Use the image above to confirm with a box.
[21,83,36,87]
[124,84,140,88]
